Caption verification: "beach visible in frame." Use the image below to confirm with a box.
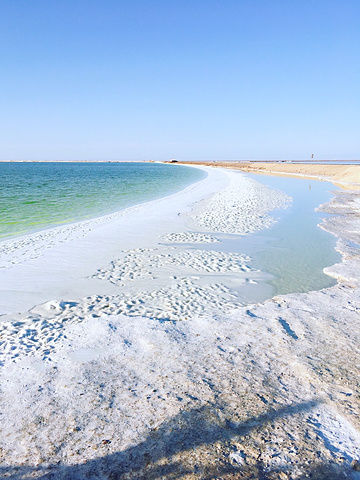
[174,161,360,191]
[1,164,360,479]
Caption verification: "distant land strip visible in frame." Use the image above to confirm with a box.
[169,161,360,190]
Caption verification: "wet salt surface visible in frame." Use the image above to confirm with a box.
[1,166,360,479]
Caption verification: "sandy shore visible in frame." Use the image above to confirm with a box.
[0,166,360,479]
[173,161,360,190]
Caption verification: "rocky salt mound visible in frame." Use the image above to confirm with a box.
[1,279,360,479]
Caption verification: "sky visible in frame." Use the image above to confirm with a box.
[0,0,359,161]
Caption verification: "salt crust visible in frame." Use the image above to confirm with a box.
[0,215,111,268]
[0,281,237,363]
[93,247,252,285]
[0,169,360,478]
[193,173,291,234]
[161,232,219,243]
[0,248,253,360]
[1,281,360,478]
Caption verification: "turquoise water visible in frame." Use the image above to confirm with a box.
[0,162,205,239]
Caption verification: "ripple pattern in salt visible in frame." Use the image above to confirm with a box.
[93,248,253,286]
[193,174,291,235]
[0,280,240,364]
[161,232,219,243]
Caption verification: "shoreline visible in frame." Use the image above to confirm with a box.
[171,161,360,190]
[0,166,291,317]
[0,165,218,315]
[0,162,202,246]
[0,165,360,478]
[0,163,207,245]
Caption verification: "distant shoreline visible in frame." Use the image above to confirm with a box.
[2,158,359,189]
[170,160,360,190]
[1,159,359,164]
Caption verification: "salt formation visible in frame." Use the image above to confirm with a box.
[161,232,220,243]
[193,173,291,234]
[0,167,359,479]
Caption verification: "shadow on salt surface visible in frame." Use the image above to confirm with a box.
[2,399,356,479]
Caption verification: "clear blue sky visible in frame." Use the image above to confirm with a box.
[1,0,359,161]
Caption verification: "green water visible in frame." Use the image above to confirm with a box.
[0,162,205,239]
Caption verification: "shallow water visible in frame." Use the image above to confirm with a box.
[159,171,342,305]
[0,162,205,239]
[229,173,341,296]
